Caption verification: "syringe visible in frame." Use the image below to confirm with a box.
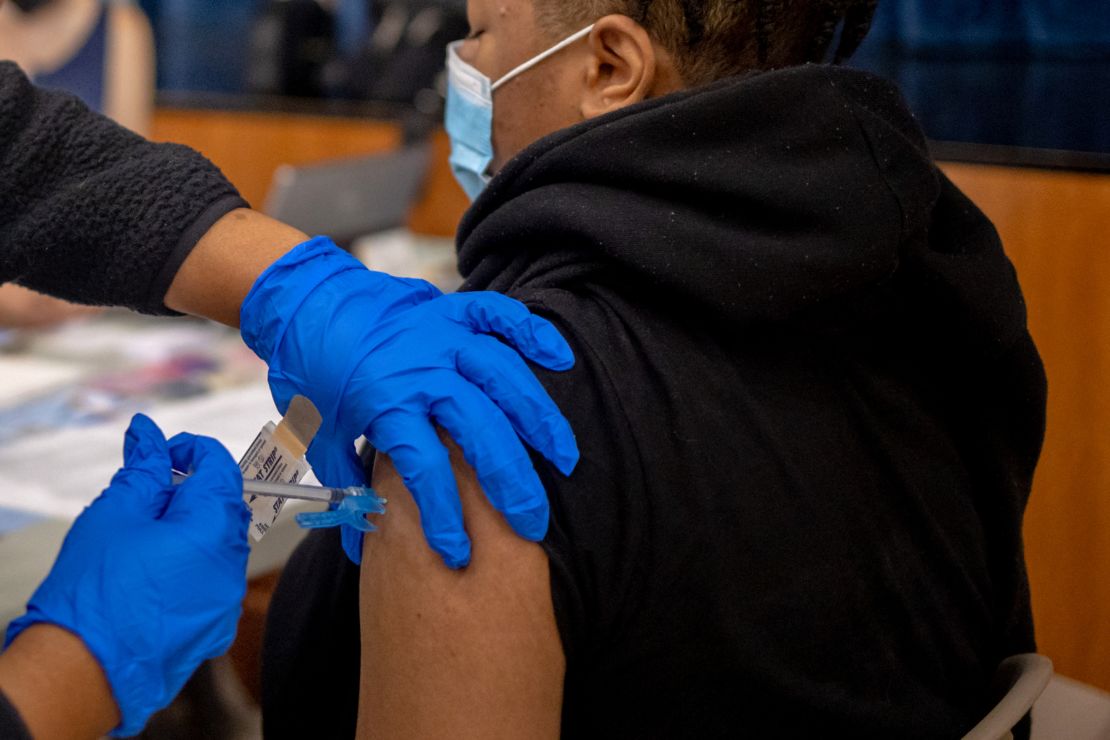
[171,471,380,507]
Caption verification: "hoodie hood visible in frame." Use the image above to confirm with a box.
[457,64,1031,358]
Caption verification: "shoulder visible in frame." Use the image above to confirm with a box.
[501,286,661,647]
[509,286,651,497]
[107,1,152,38]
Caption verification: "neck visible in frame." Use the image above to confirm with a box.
[646,43,687,99]
[0,0,102,75]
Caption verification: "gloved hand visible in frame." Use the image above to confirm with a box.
[4,415,249,737]
[240,237,579,568]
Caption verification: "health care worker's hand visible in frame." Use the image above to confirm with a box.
[4,415,249,737]
[240,237,579,568]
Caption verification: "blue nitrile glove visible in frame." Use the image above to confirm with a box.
[240,237,579,568]
[4,414,249,737]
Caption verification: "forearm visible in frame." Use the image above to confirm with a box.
[0,625,118,740]
[164,209,308,327]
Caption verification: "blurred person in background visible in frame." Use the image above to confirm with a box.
[0,0,154,329]
[0,0,153,133]
[0,283,98,328]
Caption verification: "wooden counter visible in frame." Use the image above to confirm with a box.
[152,107,404,209]
[943,163,1110,691]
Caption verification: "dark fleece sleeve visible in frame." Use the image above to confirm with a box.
[0,690,32,740]
[0,62,248,315]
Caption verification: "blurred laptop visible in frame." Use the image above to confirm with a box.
[263,143,432,242]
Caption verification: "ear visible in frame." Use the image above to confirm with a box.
[579,15,658,119]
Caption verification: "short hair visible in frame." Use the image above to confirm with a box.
[534,0,879,87]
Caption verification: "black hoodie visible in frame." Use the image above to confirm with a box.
[456,63,1045,738]
[261,64,1045,739]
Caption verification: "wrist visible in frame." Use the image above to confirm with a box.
[0,624,119,739]
[238,236,369,361]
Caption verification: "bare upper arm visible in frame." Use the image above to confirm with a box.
[357,440,565,739]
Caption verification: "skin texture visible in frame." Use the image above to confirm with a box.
[357,2,685,736]
[0,624,118,739]
[164,208,309,327]
[359,441,565,739]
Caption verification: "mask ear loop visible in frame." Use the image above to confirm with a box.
[491,24,597,91]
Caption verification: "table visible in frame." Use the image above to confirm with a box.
[0,315,322,629]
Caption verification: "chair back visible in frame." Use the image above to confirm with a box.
[962,654,1054,740]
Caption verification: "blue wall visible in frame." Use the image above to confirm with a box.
[861,0,1110,59]
[140,0,1110,94]
[853,2,1110,154]
[138,0,262,93]
[137,0,1109,155]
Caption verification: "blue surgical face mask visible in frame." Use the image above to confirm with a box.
[445,24,596,201]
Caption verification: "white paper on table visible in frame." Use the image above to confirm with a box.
[0,357,85,407]
[27,315,233,365]
[0,383,291,520]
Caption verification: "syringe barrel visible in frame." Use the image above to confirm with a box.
[172,472,341,504]
[241,478,342,504]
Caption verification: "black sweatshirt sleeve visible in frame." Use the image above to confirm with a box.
[0,62,249,315]
[0,690,32,740]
